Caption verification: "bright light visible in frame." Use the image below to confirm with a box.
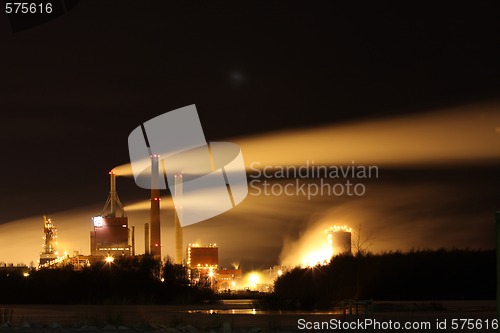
[301,245,332,267]
[296,226,354,267]
[208,270,214,278]
[330,225,352,233]
[93,216,103,227]
[249,273,260,286]
[277,270,283,276]
[23,272,29,277]
[105,256,114,263]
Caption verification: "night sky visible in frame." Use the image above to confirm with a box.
[0,1,499,268]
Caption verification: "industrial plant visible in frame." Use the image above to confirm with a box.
[29,156,252,291]
[27,156,354,291]
[37,157,163,268]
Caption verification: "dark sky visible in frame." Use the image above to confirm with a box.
[0,1,499,266]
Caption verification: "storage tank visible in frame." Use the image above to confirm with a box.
[328,225,352,255]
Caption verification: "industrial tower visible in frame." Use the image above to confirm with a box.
[146,156,184,262]
[174,173,183,264]
[150,155,161,259]
[90,172,133,257]
[328,225,352,256]
[40,215,58,265]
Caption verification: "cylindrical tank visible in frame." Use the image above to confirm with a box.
[329,226,352,255]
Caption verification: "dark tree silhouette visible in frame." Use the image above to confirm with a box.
[0,255,214,305]
[274,249,494,310]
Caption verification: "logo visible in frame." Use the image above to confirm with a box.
[128,105,248,227]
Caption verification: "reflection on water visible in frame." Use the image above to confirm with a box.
[187,309,259,315]
[186,309,344,315]
[183,299,355,315]
[183,300,498,316]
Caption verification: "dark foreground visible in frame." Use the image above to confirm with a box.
[0,301,496,333]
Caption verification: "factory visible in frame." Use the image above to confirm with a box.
[32,157,257,292]
[217,268,243,291]
[184,244,248,291]
[36,156,164,268]
[186,243,218,285]
[88,155,168,261]
[90,172,133,257]
[33,165,354,290]
[35,156,222,277]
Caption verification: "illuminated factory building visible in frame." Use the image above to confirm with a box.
[217,268,243,291]
[90,172,133,257]
[186,244,218,282]
[328,225,352,255]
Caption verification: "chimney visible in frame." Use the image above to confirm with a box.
[144,222,150,254]
[150,155,161,259]
[174,174,183,264]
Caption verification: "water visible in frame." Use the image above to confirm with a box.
[186,309,345,315]
[184,299,345,315]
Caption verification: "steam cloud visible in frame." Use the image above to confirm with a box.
[1,101,498,268]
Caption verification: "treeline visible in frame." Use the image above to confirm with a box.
[0,255,214,304]
[273,249,495,310]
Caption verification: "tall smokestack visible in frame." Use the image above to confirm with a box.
[131,225,135,256]
[174,174,183,264]
[144,222,150,254]
[109,172,117,217]
[150,155,161,259]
